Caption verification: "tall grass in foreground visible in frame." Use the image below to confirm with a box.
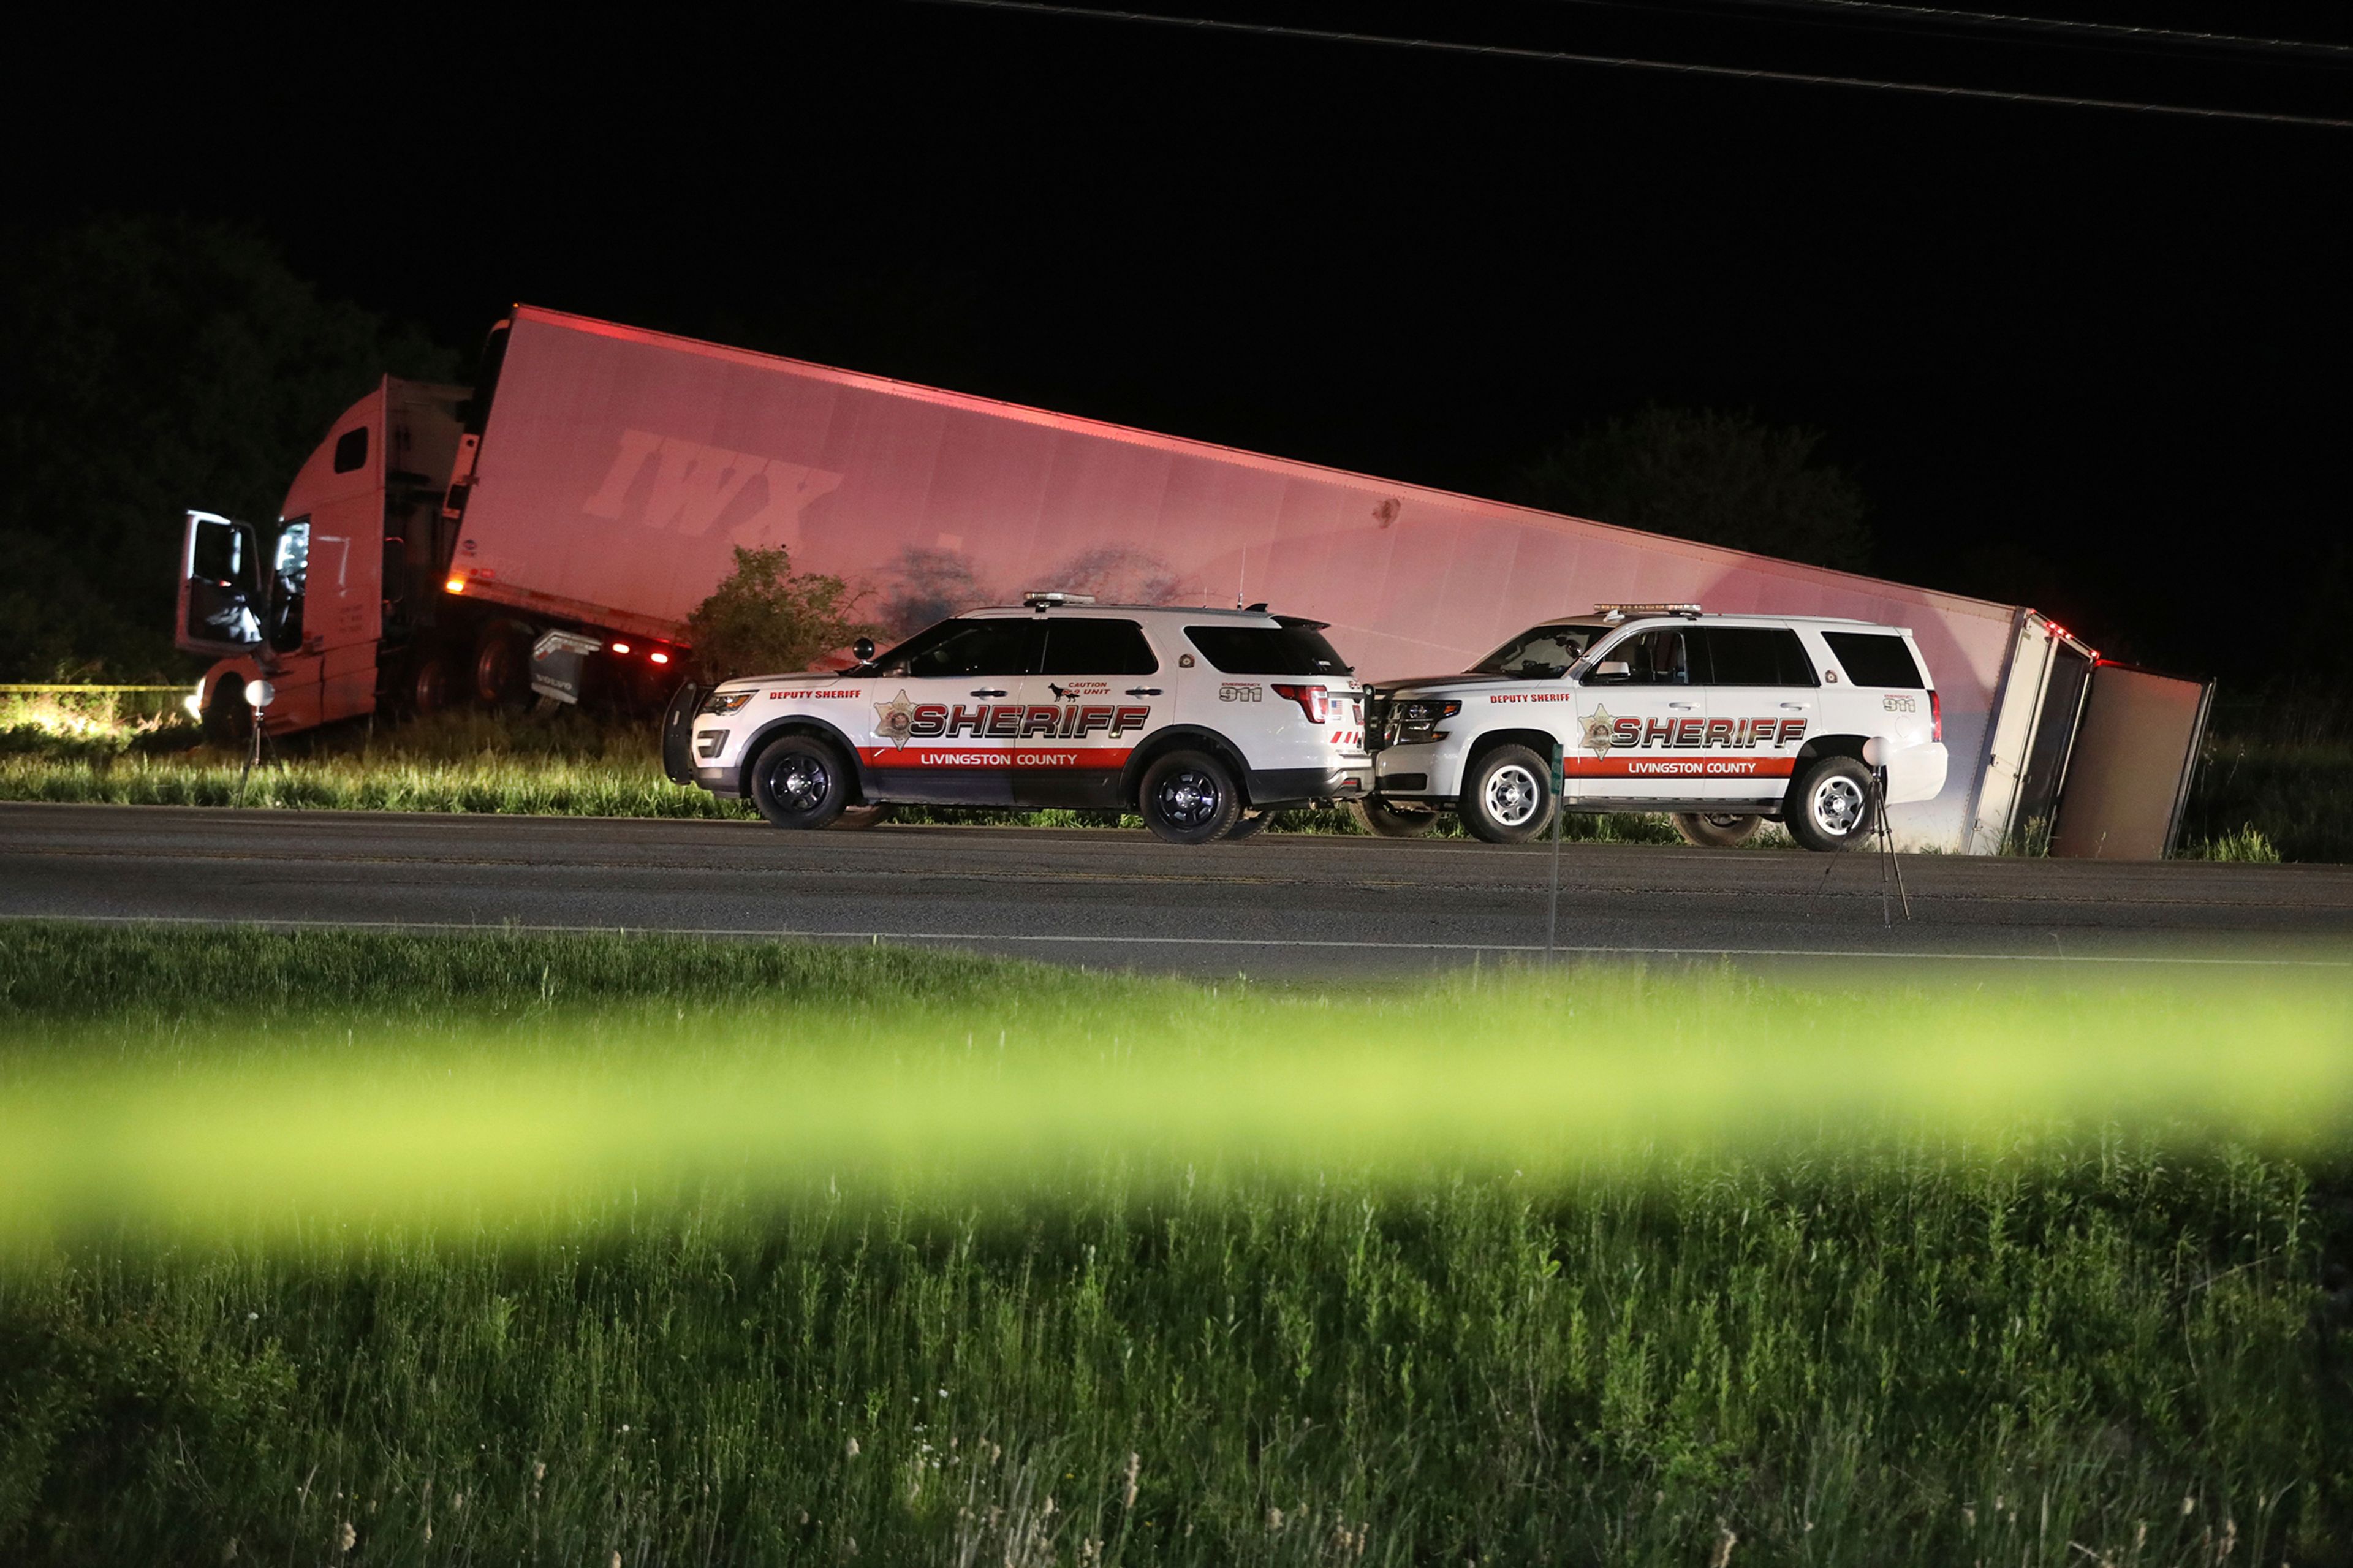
[7,1147,2341,1566]
[1,925,2349,1563]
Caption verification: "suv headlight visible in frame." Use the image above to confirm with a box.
[698,688,755,716]
[1391,699,1460,743]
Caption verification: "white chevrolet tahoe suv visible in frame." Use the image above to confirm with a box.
[669,594,1373,844]
[1362,605,1947,852]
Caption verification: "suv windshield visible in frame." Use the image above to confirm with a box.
[1471,623,1605,678]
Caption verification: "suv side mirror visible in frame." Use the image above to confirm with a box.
[1588,660,1631,683]
[851,636,876,664]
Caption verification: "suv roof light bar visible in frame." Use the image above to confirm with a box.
[1593,602,1702,621]
[1022,591,1097,608]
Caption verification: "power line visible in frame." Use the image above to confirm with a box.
[918,1,2353,129]
[1705,0,2353,64]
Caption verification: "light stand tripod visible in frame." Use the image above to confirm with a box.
[235,678,276,807]
[1819,746,1911,926]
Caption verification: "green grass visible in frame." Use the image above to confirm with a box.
[1,925,2349,1562]
[2183,738,2353,864]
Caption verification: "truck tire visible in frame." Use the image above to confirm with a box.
[1351,798,1439,838]
[472,626,532,709]
[1461,744,1555,844]
[1672,812,1764,848]
[828,804,895,831]
[200,676,251,746]
[749,734,851,830]
[409,655,456,718]
[1139,750,1242,844]
[1785,756,1876,853]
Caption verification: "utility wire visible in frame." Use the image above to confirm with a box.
[919,1,2353,129]
[1705,0,2353,64]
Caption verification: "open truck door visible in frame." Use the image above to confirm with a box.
[178,510,266,656]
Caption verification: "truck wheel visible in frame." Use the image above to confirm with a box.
[1461,744,1554,844]
[472,627,531,709]
[1139,750,1241,844]
[1672,812,1763,848]
[827,804,895,831]
[749,735,851,830]
[1351,798,1438,838]
[200,677,251,746]
[410,656,456,717]
[1785,756,1876,852]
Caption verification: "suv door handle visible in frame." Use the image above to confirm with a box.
[1125,687,1162,697]
[1668,701,1696,710]
[969,688,1007,697]
[1779,701,1809,709]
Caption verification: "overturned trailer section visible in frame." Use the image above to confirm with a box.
[187,305,2205,854]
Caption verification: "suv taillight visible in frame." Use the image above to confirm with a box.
[1269,683,1328,723]
[1930,689,1942,743]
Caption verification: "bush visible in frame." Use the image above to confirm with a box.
[683,546,879,683]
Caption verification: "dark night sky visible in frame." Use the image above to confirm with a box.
[17,1,2351,678]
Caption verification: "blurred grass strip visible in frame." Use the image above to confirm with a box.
[3,923,2346,1247]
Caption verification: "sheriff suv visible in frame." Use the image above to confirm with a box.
[1360,604,1947,852]
[668,594,1372,844]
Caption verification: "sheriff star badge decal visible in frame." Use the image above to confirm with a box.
[874,689,917,748]
[1581,705,1617,758]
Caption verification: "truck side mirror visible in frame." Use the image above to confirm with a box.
[852,636,876,664]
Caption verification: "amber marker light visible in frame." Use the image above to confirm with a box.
[445,577,465,594]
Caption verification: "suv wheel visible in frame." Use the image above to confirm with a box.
[750,734,851,830]
[1351,798,1439,839]
[1139,750,1242,844]
[1672,812,1763,849]
[1786,756,1875,852]
[1462,744,1554,844]
[827,803,895,831]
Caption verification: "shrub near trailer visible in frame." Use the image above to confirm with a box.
[676,595,1373,843]
[1363,604,1947,850]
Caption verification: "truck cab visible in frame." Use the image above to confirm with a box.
[176,378,464,737]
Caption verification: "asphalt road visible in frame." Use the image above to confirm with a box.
[4,803,2350,977]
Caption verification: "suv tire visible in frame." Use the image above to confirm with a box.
[1351,798,1439,838]
[828,803,895,831]
[1672,812,1763,849]
[749,733,852,830]
[1785,756,1875,852]
[1140,750,1243,844]
[1461,744,1555,844]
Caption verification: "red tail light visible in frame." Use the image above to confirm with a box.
[1269,683,1329,723]
[1930,689,1942,743]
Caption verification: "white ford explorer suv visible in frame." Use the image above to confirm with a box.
[669,594,1373,844]
[1360,605,1947,851]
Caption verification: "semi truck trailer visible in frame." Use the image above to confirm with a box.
[174,305,2207,854]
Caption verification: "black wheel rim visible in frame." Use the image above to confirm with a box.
[767,755,830,813]
[1156,768,1222,829]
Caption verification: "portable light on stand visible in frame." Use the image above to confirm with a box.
[237,678,275,806]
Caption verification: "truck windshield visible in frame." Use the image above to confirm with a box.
[1471,624,1604,678]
